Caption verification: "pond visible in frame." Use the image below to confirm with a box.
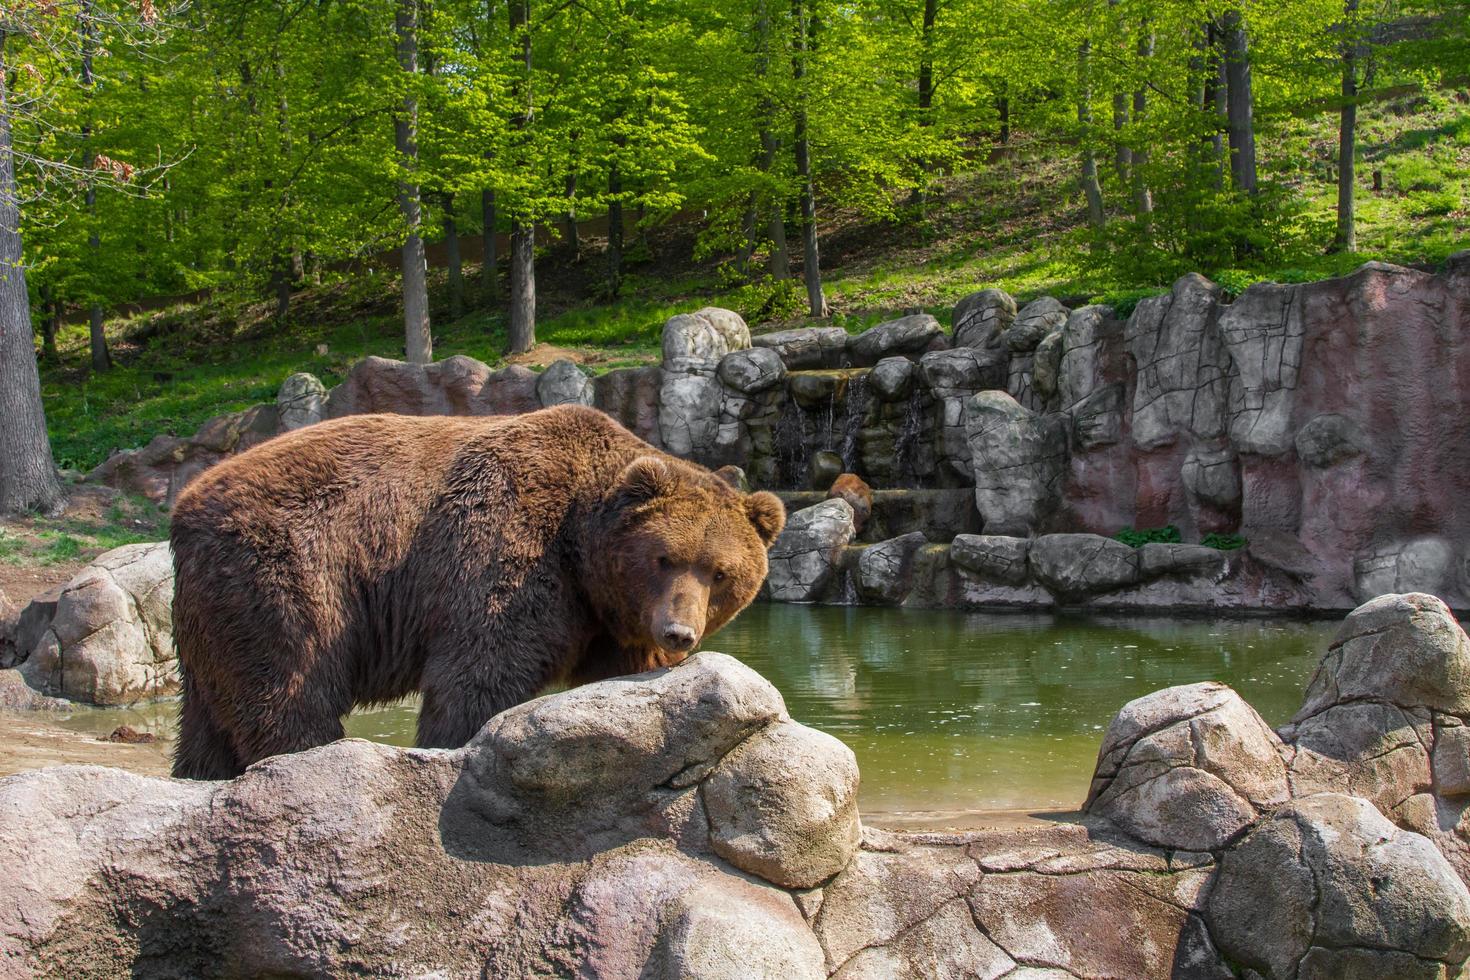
[26,605,1338,827]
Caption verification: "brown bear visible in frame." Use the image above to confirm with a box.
[169,404,785,779]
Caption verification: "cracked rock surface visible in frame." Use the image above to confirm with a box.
[765,499,857,602]
[16,542,176,705]
[8,594,1470,978]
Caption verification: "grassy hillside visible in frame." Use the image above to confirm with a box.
[37,89,1470,473]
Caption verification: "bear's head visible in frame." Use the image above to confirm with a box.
[582,456,785,676]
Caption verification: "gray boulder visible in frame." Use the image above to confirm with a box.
[965,392,1068,536]
[1353,537,1455,604]
[658,374,723,460]
[1085,682,1290,850]
[662,307,752,374]
[1029,533,1139,599]
[868,356,916,402]
[702,721,861,889]
[766,500,857,602]
[18,542,176,705]
[952,288,1016,350]
[950,534,1030,584]
[1280,593,1467,819]
[1295,412,1367,468]
[751,326,849,370]
[717,347,786,395]
[848,315,943,366]
[536,358,595,407]
[276,372,326,430]
[855,532,928,604]
[1207,793,1470,980]
[1005,297,1068,353]
[1138,543,1229,580]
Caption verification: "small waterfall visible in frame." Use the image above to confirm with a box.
[840,372,870,474]
[894,386,926,489]
[773,395,808,489]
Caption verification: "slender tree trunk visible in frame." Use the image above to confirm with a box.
[481,186,498,302]
[1208,22,1227,188]
[0,33,63,514]
[395,0,432,364]
[81,1,110,373]
[39,289,60,363]
[563,169,579,258]
[910,0,937,207]
[1334,0,1360,252]
[444,193,464,318]
[736,191,758,276]
[1106,0,1130,186]
[1077,40,1106,233]
[608,140,624,297]
[754,0,790,280]
[997,87,1010,145]
[1222,9,1258,194]
[791,0,827,317]
[1131,24,1153,222]
[271,256,291,320]
[507,0,535,353]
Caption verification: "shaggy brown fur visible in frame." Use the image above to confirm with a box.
[169,405,785,780]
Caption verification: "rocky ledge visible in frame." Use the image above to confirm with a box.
[5,593,1470,978]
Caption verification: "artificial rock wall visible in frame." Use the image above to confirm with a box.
[87,255,1470,612]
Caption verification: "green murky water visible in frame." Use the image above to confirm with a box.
[45,605,1337,824]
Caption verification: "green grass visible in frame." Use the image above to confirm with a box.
[37,87,1469,473]
[0,493,170,567]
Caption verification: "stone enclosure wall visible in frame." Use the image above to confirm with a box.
[5,591,1470,979]
[87,254,1470,614]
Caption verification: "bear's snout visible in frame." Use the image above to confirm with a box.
[660,622,698,653]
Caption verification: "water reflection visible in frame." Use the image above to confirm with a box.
[702,605,1334,819]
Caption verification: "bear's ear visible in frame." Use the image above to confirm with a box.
[745,491,786,547]
[614,456,674,505]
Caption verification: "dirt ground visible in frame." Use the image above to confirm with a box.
[0,484,164,606]
[0,710,173,779]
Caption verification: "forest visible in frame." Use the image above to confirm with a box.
[0,0,1467,514]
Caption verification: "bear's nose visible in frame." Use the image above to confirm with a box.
[661,623,698,652]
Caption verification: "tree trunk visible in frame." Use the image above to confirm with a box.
[910,0,937,207]
[481,187,498,302]
[1131,24,1153,222]
[791,0,827,318]
[754,0,790,281]
[395,0,432,364]
[1077,40,1106,233]
[0,33,63,514]
[1107,0,1130,186]
[271,257,291,321]
[81,1,110,373]
[608,147,624,297]
[40,290,60,363]
[997,88,1010,145]
[507,0,535,352]
[563,171,579,258]
[1222,9,1258,194]
[444,194,464,318]
[1334,0,1360,252]
[509,225,536,352]
[736,192,758,276]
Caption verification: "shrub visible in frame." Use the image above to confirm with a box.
[1202,532,1247,551]
[1115,525,1182,547]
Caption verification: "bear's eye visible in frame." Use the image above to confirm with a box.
[657,555,672,570]
[713,569,727,584]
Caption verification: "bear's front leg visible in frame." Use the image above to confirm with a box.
[415,636,577,749]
